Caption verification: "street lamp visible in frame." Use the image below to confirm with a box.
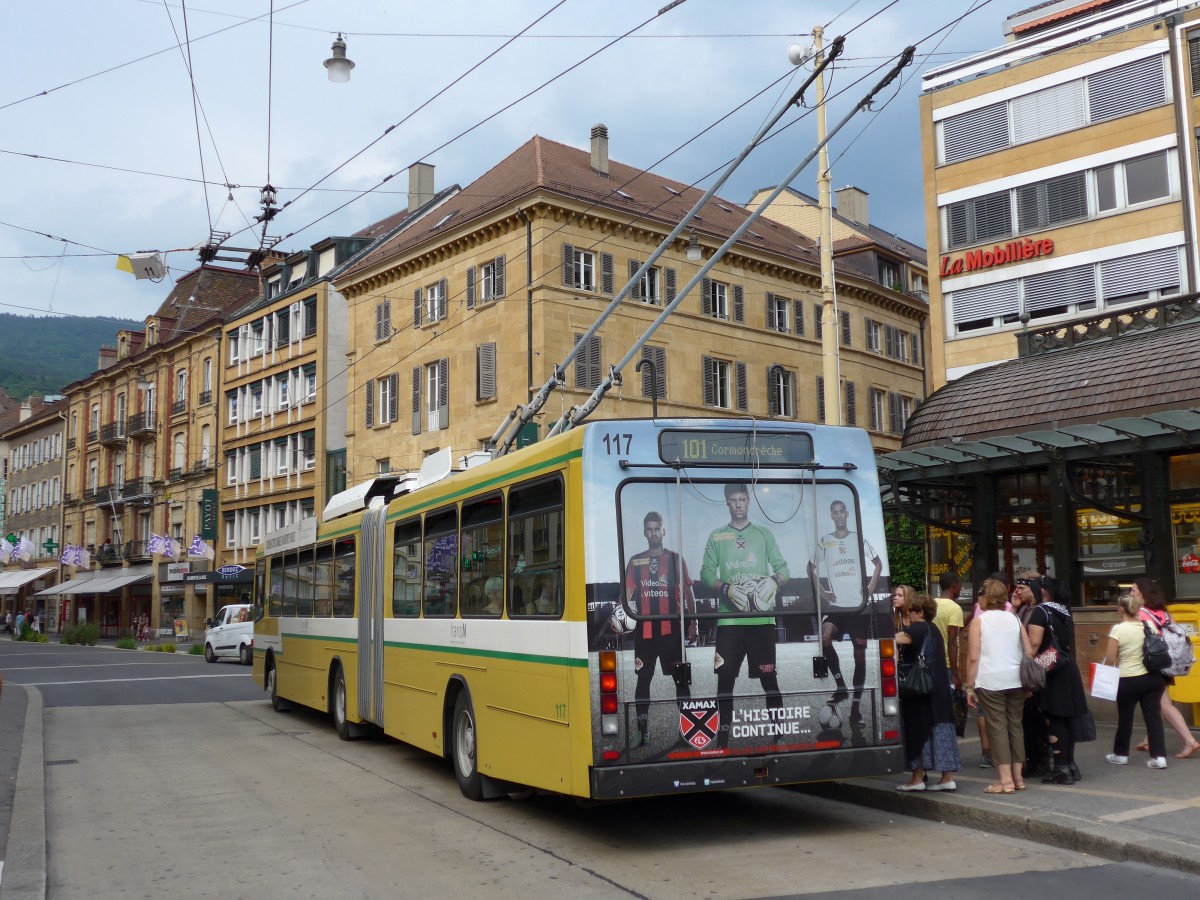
[324,33,355,83]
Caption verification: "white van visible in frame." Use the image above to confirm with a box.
[204,604,253,665]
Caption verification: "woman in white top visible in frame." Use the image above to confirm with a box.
[965,578,1034,793]
[1104,589,1168,769]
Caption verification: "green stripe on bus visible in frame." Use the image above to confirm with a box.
[384,641,587,668]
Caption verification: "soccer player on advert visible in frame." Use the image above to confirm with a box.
[700,483,789,750]
[622,511,698,748]
[808,499,882,728]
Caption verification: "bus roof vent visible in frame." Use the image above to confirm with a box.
[323,475,404,521]
[416,447,455,488]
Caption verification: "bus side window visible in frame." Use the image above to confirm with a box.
[281,550,298,617]
[314,542,334,617]
[296,547,315,617]
[507,476,564,618]
[333,537,355,617]
[423,506,458,618]
[392,520,421,618]
[254,559,266,621]
[462,493,504,617]
[269,558,284,617]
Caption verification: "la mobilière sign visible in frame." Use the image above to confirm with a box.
[940,238,1054,277]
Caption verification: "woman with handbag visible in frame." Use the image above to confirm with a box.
[894,593,960,791]
[1104,588,1169,769]
[964,578,1034,793]
[1130,578,1199,760]
[1026,576,1089,784]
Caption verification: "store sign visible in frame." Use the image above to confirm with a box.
[263,518,318,555]
[184,564,253,585]
[166,562,191,582]
[940,238,1054,277]
[200,489,218,541]
[1080,554,1143,576]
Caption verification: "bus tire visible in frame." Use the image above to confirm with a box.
[204,643,216,663]
[332,666,352,741]
[267,659,288,713]
[452,692,483,800]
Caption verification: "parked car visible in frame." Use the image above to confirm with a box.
[204,604,253,665]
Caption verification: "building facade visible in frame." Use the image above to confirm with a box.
[920,0,1200,387]
[335,128,927,478]
[55,265,258,637]
[0,398,65,619]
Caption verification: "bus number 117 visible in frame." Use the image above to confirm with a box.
[602,433,632,456]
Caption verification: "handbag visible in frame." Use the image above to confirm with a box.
[898,627,934,699]
[1017,622,1045,690]
[1076,709,1097,743]
[1090,662,1119,701]
[1034,609,1070,673]
[952,688,968,738]
[1142,621,1172,674]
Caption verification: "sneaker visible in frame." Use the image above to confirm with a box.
[1147,757,1168,769]
[1106,753,1129,765]
[848,706,863,728]
[979,754,995,768]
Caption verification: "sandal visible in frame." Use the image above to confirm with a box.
[984,784,1016,794]
[1135,740,1150,753]
[1176,742,1200,760]
[1013,782,1027,791]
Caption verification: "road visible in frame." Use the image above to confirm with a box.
[3,642,1200,898]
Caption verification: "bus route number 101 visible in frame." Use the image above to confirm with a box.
[602,433,632,456]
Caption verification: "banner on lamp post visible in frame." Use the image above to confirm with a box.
[200,489,218,541]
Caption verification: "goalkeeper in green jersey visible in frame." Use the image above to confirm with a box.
[700,482,790,750]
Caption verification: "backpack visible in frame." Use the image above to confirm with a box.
[1142,621,1173,675]
[1160,616,1196,677]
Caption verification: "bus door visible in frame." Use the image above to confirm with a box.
[358,505,388,726]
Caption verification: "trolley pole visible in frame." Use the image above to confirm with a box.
[815,25,842,426]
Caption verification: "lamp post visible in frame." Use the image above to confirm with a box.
[324,33,355,83]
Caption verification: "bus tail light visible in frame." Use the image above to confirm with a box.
[879,639,899,716]
[600,650,619,735]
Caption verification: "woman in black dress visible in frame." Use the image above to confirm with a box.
[1026,576,1089,784]
[894,593,961,791]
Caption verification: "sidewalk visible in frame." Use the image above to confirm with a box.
[804,722,1200,877]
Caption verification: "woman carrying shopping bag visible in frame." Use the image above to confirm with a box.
[1104,589,1169,769]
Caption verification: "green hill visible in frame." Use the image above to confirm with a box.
[0,314,142,401]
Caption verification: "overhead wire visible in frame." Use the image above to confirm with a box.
[166,0,214,235]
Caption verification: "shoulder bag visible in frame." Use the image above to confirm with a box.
[898,626,934,699]
[1143,621,1173,675]
[1018,621,1045,691]
[1034,609,1070,673]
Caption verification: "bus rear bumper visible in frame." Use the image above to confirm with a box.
[589,744,905,800]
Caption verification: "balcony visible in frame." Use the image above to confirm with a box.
[86,429,98,444]
[96,542,122,566]
[66,436,76,450]
[83,486,98,502]
[94,484,122,506]
[124,540,152,562]
[122,477,155,501]
[171,399,187,417]
[191,458,214,476]
[199,390,212,405]
[127,410,157,438]
[168,467,185,482]
[99,421,127,447]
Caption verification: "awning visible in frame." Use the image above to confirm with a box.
[37,573,103,596]
[0,567,56,594]
[35,565,156,596]
[97,572,153,593]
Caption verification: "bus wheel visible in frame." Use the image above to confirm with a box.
[267,660,288,713]
[332,667,351,741]
[452,693,483,800]
[204,643,216,663]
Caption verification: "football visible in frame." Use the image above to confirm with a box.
[608,603,635,634]
[818,703,841,729]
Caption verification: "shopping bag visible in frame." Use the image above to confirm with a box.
[1090,662,1119,702]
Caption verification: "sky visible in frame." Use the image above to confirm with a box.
[0,0,1023,322]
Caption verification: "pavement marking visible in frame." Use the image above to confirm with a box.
[19,674,252,685]
[1100,796,1200,823]
[1,662,202,672]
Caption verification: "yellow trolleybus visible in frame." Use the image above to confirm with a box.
[252,418,904,799]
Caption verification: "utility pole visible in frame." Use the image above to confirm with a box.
[814,25,842,426]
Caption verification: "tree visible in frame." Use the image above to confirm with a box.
[885,512,928,593]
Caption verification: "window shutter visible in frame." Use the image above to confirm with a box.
[374,302,384,341]
[304,299,317,336]
[1100,247,1180,299]
[845,382,857,426]
[438,278,448,320]
[702,278,712,316]
[949,280,1019,325]
[562,244,575,287]
[494,255,505,298]
[766,293,777,330]
[735,361,747,411]
[840,310,851,346]
[911,336,920,365]
[1011,80,1085,144]
[388,373,399,424]
[664,268,677,304]
[413,289,422,328]
[766,366,779,417]
[411,367,422,435]
[945,202,970,248]
[477,343,497,400]
[641,346,666,399]
[814,303,823,339]
[250,446,262,480]
[889,392,901,434]
[437,358,449,429]
[628,259,642,301]
[277,311,290,344]
[733,285,744,323]
[1024,263,1095,313]
[816,376,825,423]
[365,382,374,428]
[941,101,1009,164]
[1088,55,1165,125]
[702,357,715,406]
[793,298,804,336]
[600,252,614,295]
[466,266,476,309]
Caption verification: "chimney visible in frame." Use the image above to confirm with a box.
[98,346,117,370]
[590,123,609,176]
[19,399,32,422]
[408,163,436,213]
[835,186,869,225]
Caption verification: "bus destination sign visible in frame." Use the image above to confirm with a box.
[658,430,813,467]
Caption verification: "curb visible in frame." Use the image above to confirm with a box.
[799,779,1200,879]
[1,685,45,900]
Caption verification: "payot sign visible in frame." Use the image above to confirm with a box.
[940,238,1054,277]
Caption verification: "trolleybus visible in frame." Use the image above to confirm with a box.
[252,418,903,799]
